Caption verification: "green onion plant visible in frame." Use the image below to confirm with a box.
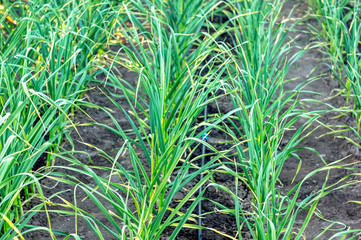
[208,0,333,238]
[0,0,124,238]
[51,0,243,238]
[310,0,361,127]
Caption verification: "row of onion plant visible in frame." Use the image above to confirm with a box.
[45,0,244,238]
[209,0,349,239]
[0,0,122,238]
[310,0,361,127]
[309,1,361,237]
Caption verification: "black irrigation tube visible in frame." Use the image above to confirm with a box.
[198,97,208,240]
[198,13,225,239]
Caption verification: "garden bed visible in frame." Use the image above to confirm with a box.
[5,0,361,239]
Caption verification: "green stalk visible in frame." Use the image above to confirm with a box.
[57,0,236,238]
[208,0,329,238]
[310,0,361,127]
[1,0,124,237]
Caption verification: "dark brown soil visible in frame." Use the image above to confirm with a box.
[24,0,361,239]
[279,1,361,239]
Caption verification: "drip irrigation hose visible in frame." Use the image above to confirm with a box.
[198,11,224,238]
[198,99,208,240]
